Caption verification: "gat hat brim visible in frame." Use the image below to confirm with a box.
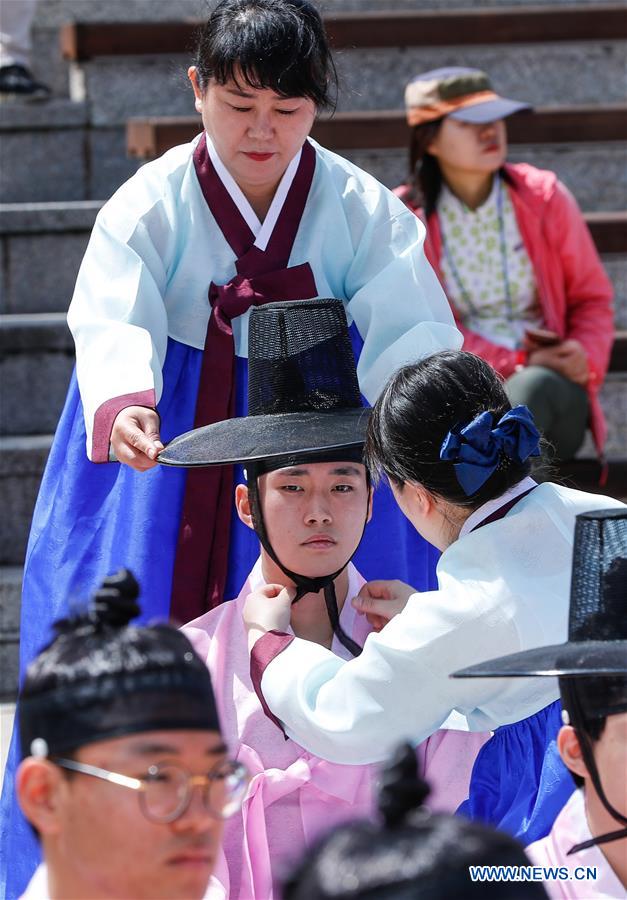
[159,408,370,467]
[452,639,627,679]
[449,98,531,124]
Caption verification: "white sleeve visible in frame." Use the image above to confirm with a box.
[344,203,462,404]
[67,190,174,462]
[259,584,520,764]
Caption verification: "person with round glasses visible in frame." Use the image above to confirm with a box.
[15,570,248,900]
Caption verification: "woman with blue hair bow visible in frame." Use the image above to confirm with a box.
[243,350,626,845]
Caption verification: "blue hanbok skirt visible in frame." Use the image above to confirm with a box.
[459,700,575,846]
[1,332,441,898]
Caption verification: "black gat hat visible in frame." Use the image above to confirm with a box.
[452,508,627,680]
[159,299,369,467]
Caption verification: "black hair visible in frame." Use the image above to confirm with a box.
[559,675,627,789]
[406,120,508,217]
[407,120,444,217]
[19,570,219,760]
[365,350,533,510]
[194,0,337,109]
[284,743,548,899]
[21,571,198,700]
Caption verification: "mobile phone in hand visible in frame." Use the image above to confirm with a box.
[524,327,560,347]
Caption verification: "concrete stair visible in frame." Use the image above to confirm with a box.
[0,202,100,313]
[0,0,625,701]
[0,102,139,203]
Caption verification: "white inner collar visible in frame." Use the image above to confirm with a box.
[459,475,537,539]
[205,133,303,252]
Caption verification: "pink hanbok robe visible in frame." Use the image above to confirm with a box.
[183,560,488,899]
[526,789,626,898]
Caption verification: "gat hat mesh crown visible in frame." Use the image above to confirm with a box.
[452,508,627,679]
[159,299,369,467]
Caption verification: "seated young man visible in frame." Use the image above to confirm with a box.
[16,570,248,900]
[526,674,627,898]
[455,510,627,898]
[163,299,489,899]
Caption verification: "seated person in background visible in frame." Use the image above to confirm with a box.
[162,300,489,899]
[395,67,614,462]
[455,509,627,898]
[16,570,248,900]
[283,742,549,900]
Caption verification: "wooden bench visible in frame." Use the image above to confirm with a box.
[60,5,627,61]
[126,105,627,160]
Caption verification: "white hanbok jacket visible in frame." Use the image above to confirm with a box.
[254,480,625,764]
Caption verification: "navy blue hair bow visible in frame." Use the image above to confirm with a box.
[440,405,541,495]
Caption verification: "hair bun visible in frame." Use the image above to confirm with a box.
[90,569,141,629]
[378,742,430,828]
[52,569,141,638]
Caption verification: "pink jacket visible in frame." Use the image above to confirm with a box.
[183,559,489,899]
[396,163,614,454]
[526,789,625,898]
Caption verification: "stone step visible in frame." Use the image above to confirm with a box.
[345,143,627,212]
[0,434,53,568]
[0,100,87,203]
[70,38,627,127]
[0,314,74,436]
[5,112,625,207]
[1,202,625,317]
[59,6,627,62]
[128,106,627,158]
[31,0,613,25]
[29,1,614,107]
[0,201,101,313]
[0,567,22,701]
[334,40,627,114]
[0,101,140,203]
[58,4,627,125]
[128,109,627,211]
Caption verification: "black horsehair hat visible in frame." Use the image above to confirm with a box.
[159,299,369,467]
[452,508,627,680]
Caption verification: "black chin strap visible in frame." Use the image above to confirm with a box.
[561,682,627,855]
[567,826,627,856]
[247,464,368,657]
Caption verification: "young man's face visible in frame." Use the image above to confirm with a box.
[19,730,227,900]
[559,710,627,820]
[592,711,627,819]
[239,461,371,579]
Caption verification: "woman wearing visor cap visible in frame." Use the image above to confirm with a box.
[395,67,614,466]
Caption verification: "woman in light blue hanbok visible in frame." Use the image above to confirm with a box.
[1,2,460,896]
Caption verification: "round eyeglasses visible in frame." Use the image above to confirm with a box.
[52,757,249,823]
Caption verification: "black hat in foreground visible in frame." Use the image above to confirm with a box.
[159,299,369,467]
[452,508,627,680]
[19,570,221,758]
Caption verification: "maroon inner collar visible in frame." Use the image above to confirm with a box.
[193,135,316,263]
